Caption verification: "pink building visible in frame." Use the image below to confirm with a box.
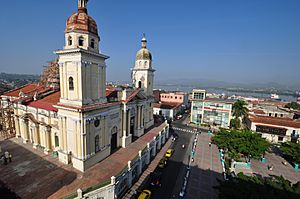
[160,92,189,107]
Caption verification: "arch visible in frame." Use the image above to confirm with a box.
[110,126,118,152]
[79,36,84,46]
[90,38,95,48]
[69,77,74,91]
[68,36,73,46]
[144,61,148,67]
[111,126,118,135]
[139,61,142,66]
[138,81,142,88]
[95,135,100,152]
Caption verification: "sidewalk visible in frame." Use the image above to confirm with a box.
[186,133,223,199]
[122,139,172,199]
[0,123,168,199]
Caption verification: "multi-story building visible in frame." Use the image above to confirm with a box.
[0,0,156,172]
[246,115,300,143]
[160,92,189,107]
[190,89,233,128]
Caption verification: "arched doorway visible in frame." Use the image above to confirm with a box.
[111,126,118,153]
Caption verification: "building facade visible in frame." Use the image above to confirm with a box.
[160,92,189,107]
[1,0,155,172]
[246,116,300,143]
[190,89,233,128]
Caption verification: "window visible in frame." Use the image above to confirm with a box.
[280,114,283,117]
[55,136,59,147]
[269,113,272,117]
[278,136,284,142]
[79,36,84,46]
[275,113,278,117]
[138,81,142,88]
[193,92,205,100]
[175,96,177,99]
[68,36,72,46]
[90,39,95,48]
[94,119,100,127]
[95,135,100,152]
[69,77,74,90]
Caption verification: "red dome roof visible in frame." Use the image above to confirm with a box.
[65,9,98,36]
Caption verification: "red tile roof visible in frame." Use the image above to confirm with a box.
[252,109,266,115]
[3,84,46,97]
[26,91,60,112]
[249,115,300,128]
[154,102,182,109]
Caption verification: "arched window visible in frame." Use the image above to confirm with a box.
[95,135,100,152]
[144,61,147,67]
[79,36,84,46]
[138,81,142,88]
[90,39,95,48]
[68,36,72,46]
[69,77,74,91]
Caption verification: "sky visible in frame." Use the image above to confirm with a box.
[0,0,299,86]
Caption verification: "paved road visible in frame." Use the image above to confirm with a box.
[150,129,194,199]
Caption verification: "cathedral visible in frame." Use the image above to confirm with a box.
[0,0,155,172]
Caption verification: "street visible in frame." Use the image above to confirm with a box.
[150,129,194,199]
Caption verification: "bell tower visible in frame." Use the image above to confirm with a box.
[55,0,109,107]
[132,34,155,96]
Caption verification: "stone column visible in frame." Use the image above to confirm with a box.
[22,118,29,143]
[127,110,131,136]
[141,105,144,128]
[33,123,40,148]
[63,117,67,152]
[137,106,141,129]
[44,126,51,154]
[127,161,133,187]
[122,106,127,137]
[14,116,21,137]
[146,143,150,165]
[158,132,162,150]
[152,137,157,156]
[138,150,142,176]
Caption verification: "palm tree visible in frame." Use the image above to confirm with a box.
[232,100,249,120]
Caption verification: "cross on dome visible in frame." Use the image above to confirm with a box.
[78,0,89,13]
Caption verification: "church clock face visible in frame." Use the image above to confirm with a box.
[94,119,100,127]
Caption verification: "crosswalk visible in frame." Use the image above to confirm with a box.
[172,127,198,134]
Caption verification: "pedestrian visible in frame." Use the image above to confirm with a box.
[4,151,9,165]
[209,142,212,147]
[9,154,12,162]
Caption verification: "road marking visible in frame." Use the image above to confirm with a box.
[172,127,198,134]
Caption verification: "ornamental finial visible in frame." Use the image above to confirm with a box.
[78,0,89,13]
[141,33,147,48]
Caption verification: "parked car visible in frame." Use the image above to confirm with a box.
[138,189,151,199]
[158,157,168,168]
[149,171,162,187]
[165,149,174,158]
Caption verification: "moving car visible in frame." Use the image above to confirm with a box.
[158,157,168,168]
[138,189,151,199]
[165,149,174,158]
[149,171,162,187]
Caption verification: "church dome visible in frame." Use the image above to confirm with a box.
[65,0,98,36]
[136,48,152,60]
[136,35,152,60]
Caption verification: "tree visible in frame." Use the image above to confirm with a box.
[280,142,300,165]
[216,173,300,199]
[232,100,249,119]
[285,102,300,110]
[212,129,270,160]
[230,118,241,129]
